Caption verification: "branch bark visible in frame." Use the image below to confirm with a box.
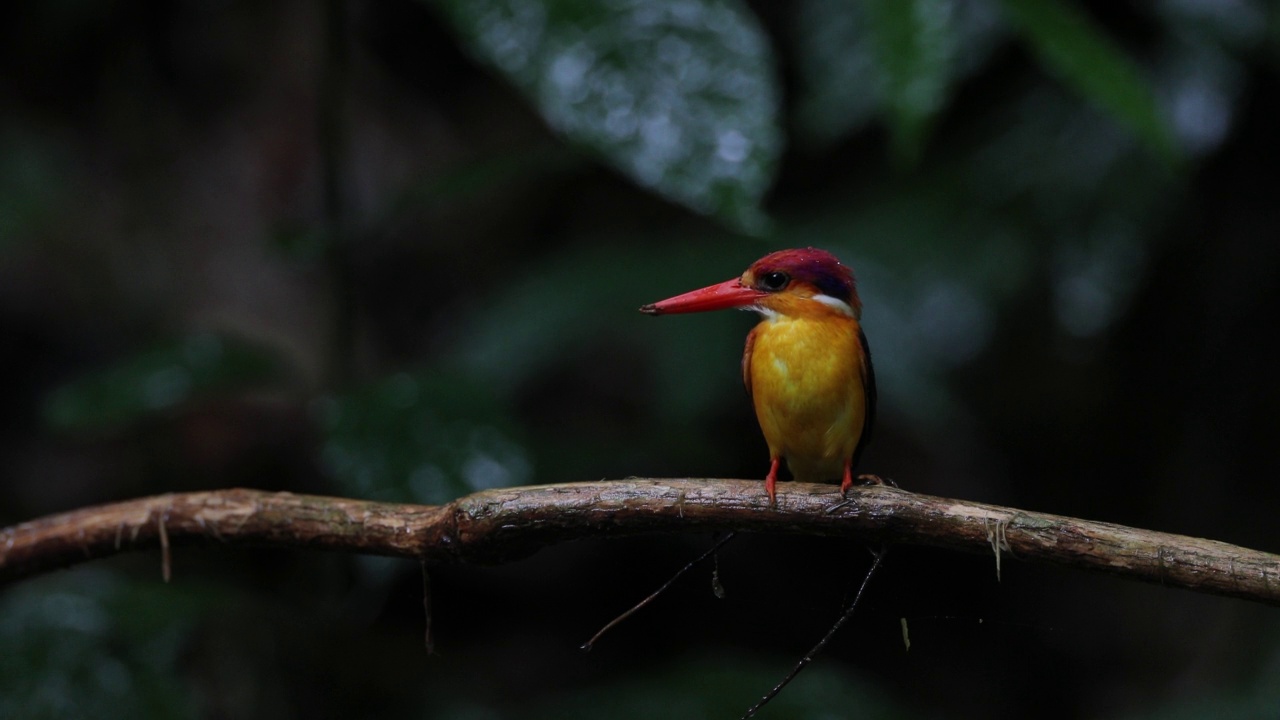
[2,480,1278,606]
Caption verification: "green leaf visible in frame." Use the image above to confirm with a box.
[999,0,1181,163]
[430,0,781,234]
[43,333,287,433]
[794,0,1005,153]
[315,370,531,503]
[866,0,959,163]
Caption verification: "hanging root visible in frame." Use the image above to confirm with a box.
[986,518,1011,581]
[740,544,890,719]
[581,533,737,651]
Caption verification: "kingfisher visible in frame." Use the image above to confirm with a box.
[640,248,875,505]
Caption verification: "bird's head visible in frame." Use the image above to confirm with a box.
[639,247,860,320]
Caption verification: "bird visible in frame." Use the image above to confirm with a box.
[639,247,875,505]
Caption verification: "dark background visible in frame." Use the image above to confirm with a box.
[3,1,1280,718]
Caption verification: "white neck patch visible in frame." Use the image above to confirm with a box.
[746,295,855,320]
[813,294,856,317]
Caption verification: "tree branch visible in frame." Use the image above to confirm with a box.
[2,480,1278,606]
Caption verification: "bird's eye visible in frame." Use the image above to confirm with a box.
[758,271,789,292]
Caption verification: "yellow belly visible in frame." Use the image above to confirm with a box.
[748,314,866,484]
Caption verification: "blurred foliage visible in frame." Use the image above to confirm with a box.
[316,370,531,504]
[0,571,202,720]
[1118,637,1280,720]
[0,124,69,252]
[787,82,1175,425]
[445,241,744,415]
[431,0,782,233]
[438,655,909,719]
[794,0,1006,155]
[1000,0,1178,163]
[4,0,1280,718]
[862,0,978,164]
[42,333,287,434]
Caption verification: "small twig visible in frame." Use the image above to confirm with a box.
[581,533,737,651]
[740,545,889,719]
[157,508,172,583]
[986,518,1011,581]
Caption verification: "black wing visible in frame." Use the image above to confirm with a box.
[742,325,758,398]
[851,327,876,471]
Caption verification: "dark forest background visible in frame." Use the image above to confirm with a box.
[3,1,1280,718]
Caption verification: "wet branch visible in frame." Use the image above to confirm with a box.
[2,481,1278,605]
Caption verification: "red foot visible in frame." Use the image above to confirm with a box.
[840,462,894,497]
[764,457,780,506]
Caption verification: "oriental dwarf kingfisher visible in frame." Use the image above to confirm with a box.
[639,248,875,505]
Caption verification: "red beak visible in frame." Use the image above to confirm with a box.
[639,278,767,315]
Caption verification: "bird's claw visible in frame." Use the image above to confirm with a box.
[764,458,781,508]
[828,473,897,513]
[855,473,897,488]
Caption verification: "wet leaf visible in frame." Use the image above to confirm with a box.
[431,0,782,233]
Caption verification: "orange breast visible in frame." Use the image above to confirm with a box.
[746,310,866,483]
